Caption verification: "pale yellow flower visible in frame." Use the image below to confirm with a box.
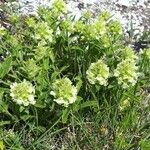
[86,59,110,86]
[50,78,77,107]
[10,80,35,106]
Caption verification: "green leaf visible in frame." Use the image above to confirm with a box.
[80,100,99,109]
[72,96,83,112]
[51,65,69,81]
[0,90,4,99]
[0,141,5,150]
[75,76,83,93]
[34,103,46,108]
[0,89,8,113]
[0,101,8,113]
[36,126,46,133]
[20,115,31,121]
[0,121,11,126]
[140,140,150,150]
[19,106,25,113]
[0,57,12,79]
[49,51,55,63]
[62,108,70,124]
[43,58,49,70]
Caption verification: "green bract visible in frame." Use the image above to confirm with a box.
[52,0,67,14]
[50,78,77,107]
[86,60,110,86]
[101,35,111,48]
[94,18,106,36]
[61,19,74,32]
[108,20,122,35]
[74,21,85,32]
[82,11,92,20]
[24,59,40,78]
[119,47,138,61]
[34,40,49,61]
[114,59,139,88]
[10,80,35,106]
[34,22,53,42]
[26,17,36,28]
[99,11,111,20]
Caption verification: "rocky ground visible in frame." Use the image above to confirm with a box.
[6,0,150,33]
[0,0,150,47]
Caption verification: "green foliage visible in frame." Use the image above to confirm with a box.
[0,0,149,149]
[0,140,4,150]
[0,57,12,79]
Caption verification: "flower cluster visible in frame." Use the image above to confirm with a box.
[119,98,130,111]
[61,19,74,33]
[114,59,139,88]
[10,80,35,106]
[99,11,111,21]
[34,22,53,42]
[93,18,106,36]
[82,11,92,20]
[86,59,110,86]
[26,17,36,28]
[119,47,138,61]
[74,21,85,32]
[50,78,77,107]
[108,20,122,35]
[101,35,111,48]
[52,0,67,14]
[34,40,49,61]
[24,59,40,78]
[74,17,107,40]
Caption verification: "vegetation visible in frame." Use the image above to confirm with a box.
[0,0,149,149]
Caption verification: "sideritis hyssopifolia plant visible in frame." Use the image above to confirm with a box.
[50,77,77,107]
[10,79,36,106]
[114,59,139,88]
[0,0,149,149]
[86,59,110,86]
